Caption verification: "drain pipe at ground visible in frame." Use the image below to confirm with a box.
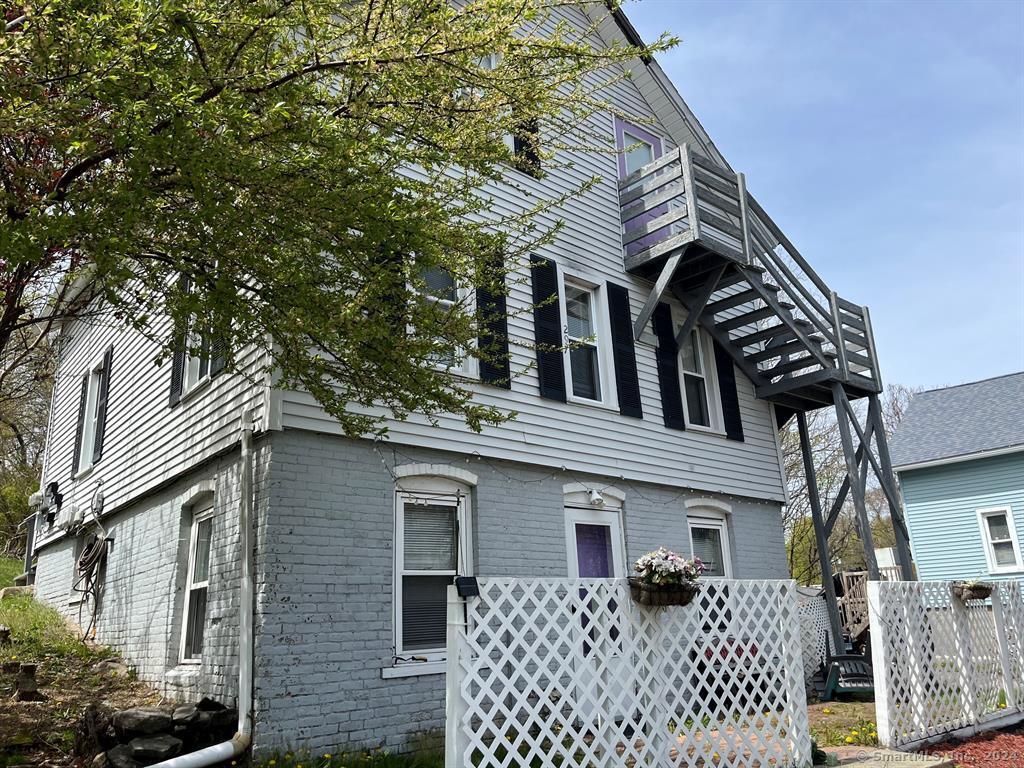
[148,422,255,768]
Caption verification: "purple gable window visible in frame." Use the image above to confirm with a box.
[613,117,664,180]
[615,117,669,257]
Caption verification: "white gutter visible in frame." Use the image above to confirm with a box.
[893,442,1024,473]
[149,422,255,768]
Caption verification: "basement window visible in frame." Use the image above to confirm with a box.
[180,503,214,663]
[393,480,472,667]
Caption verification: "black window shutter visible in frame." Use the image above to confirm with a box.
[72,373,88,474]
[529,255,566,402]
[713,340,745,442]
[209,335,228,378]
[92,345,113,464]
[476,253,511,388]
[169,274,189,406]
[652,302,685,430]
[606,282,643,418]
[513,117,542,177]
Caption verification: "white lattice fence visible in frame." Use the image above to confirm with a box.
[797,588,836,685]
[445,578,811,768]
[867,580,1024,750]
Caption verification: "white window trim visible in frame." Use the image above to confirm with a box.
[411,266,479,380]
[75,352,108,476]
[179,502,215,664]
[392,478,473,670]
[564,505,627,579]
[977,506,1023,574]
[558,268,617,410]
[688,512,733,578]
[672,308,725,435]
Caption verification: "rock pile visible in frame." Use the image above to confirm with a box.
[88,699,237,768]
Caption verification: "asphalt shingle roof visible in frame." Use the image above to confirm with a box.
[888,372,1024,469]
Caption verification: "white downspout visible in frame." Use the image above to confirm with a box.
[149,421,255,768]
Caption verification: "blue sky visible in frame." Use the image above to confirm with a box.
[624,0,1024,390]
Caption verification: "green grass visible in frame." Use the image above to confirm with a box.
[0,592,106,662]
[0,556,22,588]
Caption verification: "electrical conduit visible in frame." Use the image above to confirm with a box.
[148,422,255,767]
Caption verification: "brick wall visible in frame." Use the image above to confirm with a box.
[254,432,788,755]
[34,440,270,704]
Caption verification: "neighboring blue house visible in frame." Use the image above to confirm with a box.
[889,372,1024,582]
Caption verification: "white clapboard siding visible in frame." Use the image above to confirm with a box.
[280,5,787,502]
[37,309,267,549]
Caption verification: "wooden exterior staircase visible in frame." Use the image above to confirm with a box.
[621,144,882,415]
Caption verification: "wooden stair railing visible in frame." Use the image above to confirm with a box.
[619,144,884,403]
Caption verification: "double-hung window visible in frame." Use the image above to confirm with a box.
[395,485,471,662]
[978,507,1022,573]
[564,280,602,401]
[688,515,733,578]
[181,503,214,663]
[75,347,113,474]
[678,326,724,432]
[416,265,475,376]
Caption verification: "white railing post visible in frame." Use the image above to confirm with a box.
[950,588,979,723]
[780,581,813,765]
[991,588,1018,711]
[444,584,468,768]
[867,581,894,747]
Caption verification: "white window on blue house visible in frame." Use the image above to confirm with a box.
[180,502,214,663]
[394,480,471,668]
[978,507,1022,573]
[688,514,733,578]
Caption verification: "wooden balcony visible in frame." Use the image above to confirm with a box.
[620,145,883,411]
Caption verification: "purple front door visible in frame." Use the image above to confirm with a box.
[575,523,615,578]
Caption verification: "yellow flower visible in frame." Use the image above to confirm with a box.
[845,737,854,744]
[870,732,877,739]
[851,730,860,736]
[821,707,831,714]
[323,756,331,760]
[269,761,276,766]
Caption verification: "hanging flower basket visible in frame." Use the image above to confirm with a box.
[629,547,706,607]
[628,577,700,607]
[952,581,993,601]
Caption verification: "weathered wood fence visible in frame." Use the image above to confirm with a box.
[445,578,811,768]
[868,580,1024,750]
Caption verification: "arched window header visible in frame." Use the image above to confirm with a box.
[393,463,478,487]
[684,497,733,517]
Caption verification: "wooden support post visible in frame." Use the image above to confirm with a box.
[444,584,468,768]
[736,172,753,265]
[797,412,845,648]
[829,292,850,378]
[633,251,683,340]
[824,426,871,538]
[674,264,727,348]
[681,144,701,241]
[867,394,915,580]
[832,382,879,580]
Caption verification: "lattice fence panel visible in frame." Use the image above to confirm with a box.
[797,588,836,685]
[446,578,811,768]
[869,580,1024,750]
